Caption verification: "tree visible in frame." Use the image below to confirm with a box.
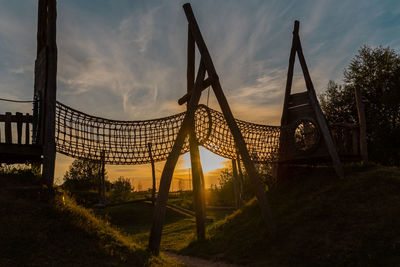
[109,177,133,203]
[320,45,400,165]
[63,158,107,191]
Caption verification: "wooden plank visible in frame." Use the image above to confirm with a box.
[178,77,214,105]
[355,87,368,165]
[149,61,207,255]
[16,112,23,144]
[148,143,156,205]
[183,3,276,234]
[25,113,30,145]
[294,27,344,179]
[187,27,206,241]
[5,112,12,144]
[287,92,309,108]
[42,0,57,188]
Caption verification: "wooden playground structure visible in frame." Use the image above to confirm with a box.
[0,1,368,255]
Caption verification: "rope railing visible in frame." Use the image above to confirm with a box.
[55,101,281,165]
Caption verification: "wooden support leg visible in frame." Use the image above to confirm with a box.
[148,61,207,255]
[148,143,157,205]
[189,133,206,240]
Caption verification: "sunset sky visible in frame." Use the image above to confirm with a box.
[1,0,399,189]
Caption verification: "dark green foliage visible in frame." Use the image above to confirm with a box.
[62,159,107,191]
[320,45,400,165]
[109,177,134,203]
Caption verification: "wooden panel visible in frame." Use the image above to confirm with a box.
[287,104,315,122]
[287,92,309,108]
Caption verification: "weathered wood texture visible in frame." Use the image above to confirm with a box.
[42,0,58,188]
[354,87,368,165]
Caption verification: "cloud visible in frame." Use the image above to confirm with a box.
[1,0,400,183]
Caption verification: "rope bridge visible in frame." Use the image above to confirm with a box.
[55,101,281,165]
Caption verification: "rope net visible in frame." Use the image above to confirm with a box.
[55,101,280,165]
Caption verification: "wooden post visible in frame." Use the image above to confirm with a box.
[187,26,206,240]
[5,112,12,144]
[98,151,106,204]
[295,28,344,178]
[148,143,157,205]
[25,113,30,144]
[16,112,23,144]
[183,3,276,234]
[231,159,241,208]
[149,61,207,255]
[42,0,57,188]
[354,87,368,166]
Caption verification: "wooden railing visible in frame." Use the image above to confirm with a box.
[0,112,34,145]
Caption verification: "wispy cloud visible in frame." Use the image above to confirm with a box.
[1,0,400,182]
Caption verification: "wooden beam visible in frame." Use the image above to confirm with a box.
[187,26,206,240]
[354,87,368,166]
[148,143,157,205]
[42,0,57,188]
[294,25,344,179]
[149,60,207,255]
[183,3,276,234]
[178,77,214,105]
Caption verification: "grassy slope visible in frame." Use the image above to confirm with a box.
[0,173,178,266]
[182,165,400,266]
[96,199,232,251]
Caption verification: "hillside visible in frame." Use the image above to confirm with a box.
[182,165,400,266]
[0,170,178,267]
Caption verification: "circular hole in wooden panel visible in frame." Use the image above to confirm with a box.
[293,119,320,153]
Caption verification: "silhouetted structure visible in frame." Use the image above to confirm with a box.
[0,0,369,257]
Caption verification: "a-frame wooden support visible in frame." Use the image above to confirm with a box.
[148,3,276,255]
[279,21,344,179]
[35,0,58,188]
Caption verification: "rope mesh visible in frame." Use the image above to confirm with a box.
[55,101,280,164]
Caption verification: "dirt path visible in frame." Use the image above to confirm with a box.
[163,251,241,267]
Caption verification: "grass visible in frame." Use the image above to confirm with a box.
[96,198,233,251]
[181,165,400,266]
[0,169,179,266]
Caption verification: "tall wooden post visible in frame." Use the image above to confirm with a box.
[183,3,276,234]
[148,143,157,205]
[42,0,57,188]
[187,27,206,240]
[149,60,207,255]
[149,4,276,255]
[355,87,368,166]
